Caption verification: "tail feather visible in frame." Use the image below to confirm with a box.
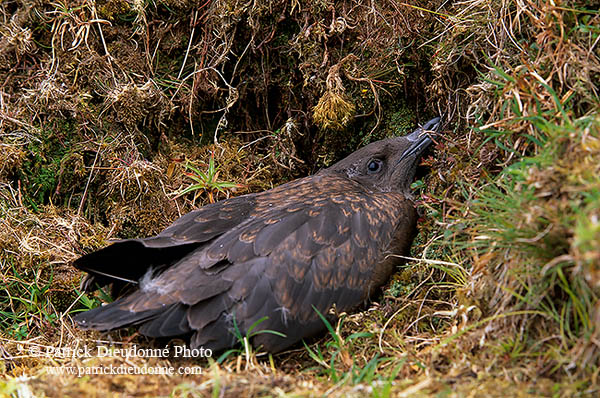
[74,240,202,291]
[139,303,192,337]
[75,301,159,331]
[75,290,174,331]
[75,301,192,338]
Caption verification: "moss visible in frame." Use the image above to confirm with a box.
[387,269,417,298]
[17,123,76,210]
[313,91,356,131]
[55,152,87,204]
[1,0,598,394]
[97,0,132,21]
[0,144,25,179]
[387,106,418,137]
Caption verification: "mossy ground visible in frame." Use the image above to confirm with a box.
[1,0,599,397]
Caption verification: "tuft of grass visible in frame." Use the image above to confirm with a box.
[446,60,600,375]
[0,262,56,340]
[174,151,242,204]
[313,90,356,131]
[313,62,356,131]
[302,306,413,395]
[217,315,286,369]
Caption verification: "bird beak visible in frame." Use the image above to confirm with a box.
[397,116,441,164]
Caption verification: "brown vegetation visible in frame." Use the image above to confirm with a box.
[1,0,598,396]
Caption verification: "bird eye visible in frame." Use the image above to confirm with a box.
[367,159,383,174]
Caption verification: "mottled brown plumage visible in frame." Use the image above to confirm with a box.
[73,117,441,352]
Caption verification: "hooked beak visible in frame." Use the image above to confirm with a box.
[397,117,441,164]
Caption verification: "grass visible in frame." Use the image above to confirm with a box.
[175,151,242,204]
[451,66,600,374]
[1,0,599,397]
[216,315,286,367]
[302,307,411,396]
[0,262,55,340]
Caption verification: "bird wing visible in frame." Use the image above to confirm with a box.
[73,194,257,289]
[75,175,415,352]
[214,189,412,352]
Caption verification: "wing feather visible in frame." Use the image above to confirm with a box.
[74,195,257,289]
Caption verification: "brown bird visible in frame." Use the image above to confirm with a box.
[73,117,441,353]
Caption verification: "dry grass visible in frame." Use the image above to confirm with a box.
[1,0,599,396]
[313,59,357,131]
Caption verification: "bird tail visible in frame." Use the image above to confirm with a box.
[73,239,202,292]
[74,289,192,337]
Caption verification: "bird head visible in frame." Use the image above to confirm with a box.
[325,117,441,194]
